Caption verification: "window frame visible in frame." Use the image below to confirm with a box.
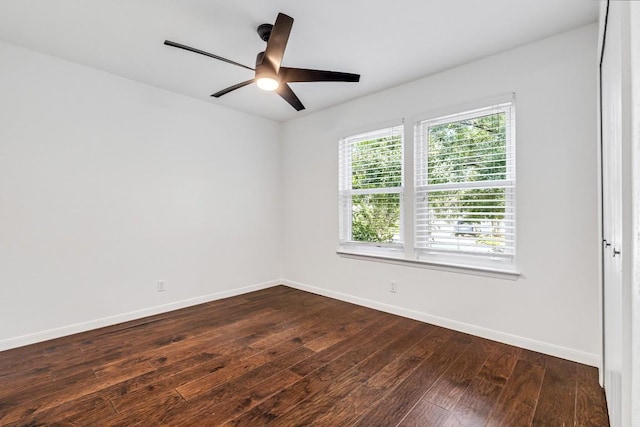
[414,101,516,268]
[338,122,405,256]
[336,95,519,279]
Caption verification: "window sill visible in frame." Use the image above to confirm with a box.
[336,250,521,281]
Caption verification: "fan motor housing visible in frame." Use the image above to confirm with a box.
[257,24,273,42]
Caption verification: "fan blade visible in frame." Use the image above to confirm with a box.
[279,67,360,83]
[263,13,293,73]
[211,79,255,97]
[164,40,254,71]
[277,83,305,111]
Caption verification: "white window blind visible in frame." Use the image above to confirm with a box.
[415,102,515,260]
[339,124,404,248]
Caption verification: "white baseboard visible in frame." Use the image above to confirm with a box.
[0,279,280,352]
[282,279,600,367]
[1,278,601,368]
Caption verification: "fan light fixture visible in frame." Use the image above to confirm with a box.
[255,58,280,91]
[256,76,279,91]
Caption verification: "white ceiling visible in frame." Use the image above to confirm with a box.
[0,1,598,122]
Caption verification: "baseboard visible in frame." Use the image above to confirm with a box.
[1,278,601,368]
[0,279,281,352]
[282,279,600,367]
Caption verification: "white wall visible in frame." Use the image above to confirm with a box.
[281,24,600,365]
[0,41,282,349]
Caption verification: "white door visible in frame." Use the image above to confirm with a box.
[601,2,624,426]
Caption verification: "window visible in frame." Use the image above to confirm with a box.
[414,102,515,264]
[338,124,404,253]
[337,97,517,276]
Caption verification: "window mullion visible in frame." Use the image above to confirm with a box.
[404,120,414,259]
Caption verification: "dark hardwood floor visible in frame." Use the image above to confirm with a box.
[0,286,609,426]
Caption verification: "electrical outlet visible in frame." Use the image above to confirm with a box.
[157,280,166,292]
[390,281,397,294]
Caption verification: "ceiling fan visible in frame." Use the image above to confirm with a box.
[164,12,360,111]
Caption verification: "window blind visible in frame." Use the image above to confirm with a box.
[339,124,404,246]
[415,103,515,259]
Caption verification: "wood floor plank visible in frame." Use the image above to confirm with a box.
[274,366,370,427]
[353,333,473,427]
[142,308,283,368]
[485,359,545,427]
[0,286,610,427]
[105,389,186,427]
[444,377,503,426]
[0,370,54,399]
[288,314,403,378]
[107,300,340,410]
[108,306,355,412]
[476,340,521,386]
[399,400,450,426]
[518,348,549,368]
[0,291,256,373]
[421,336,489,410]
[3,395,116,427]
[175,338,315,400]
[110,347,255,412]
[272,322,431,426]
[178,346,314,403]
[575,364,610,427]
[364,326,453,391]
[47,304,280,382]
[2,360,157,425]
[106,352,230,412]
[105,390,188,427]
[226,317,412,426]
[177,369,302,426]
[531,356,576,427]
[305,323,438,426]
